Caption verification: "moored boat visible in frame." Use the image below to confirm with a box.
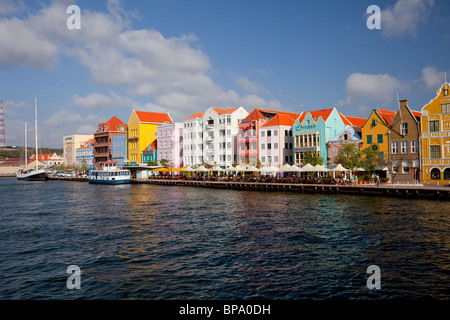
[88,161,130,184]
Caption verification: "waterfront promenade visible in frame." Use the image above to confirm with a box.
[46,176,450,200]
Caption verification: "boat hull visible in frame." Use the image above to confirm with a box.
[16,170,48,181]
[88,178,130,184]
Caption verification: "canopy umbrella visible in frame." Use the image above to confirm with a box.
[152,167,170,172]
[171,167,186,172]
[243,165,260,172]
[300,163,315,171]
[195,165,209,172]
[181,166,196,172]
[279,164,292,172]
[354,167,366,171]
[210,165,226,172]
[329,164,348,172]
[312,164,329,172]
[259,165,279,175]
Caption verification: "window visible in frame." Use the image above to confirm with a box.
[267,156,272,163]
[442,103,450,114]
[261,156,265,163]
[274,143,278,149]
[285,130,289,136]
[372,119,377,126]
[429,120,439,132]
[252,142,257,150]
[430,168,441,180]
[267,130,272,137]
[261,144,265,150]
[411,141,418,153]
[430,146,441,159]
[261,131,265,137]
[274,130,278,136]
[393,160,399,173]
[402,160,410,173]
[367,135,372,144]
[285,142,288,149]
[401,123,408,135]
[377,134,383,144]
[332,147,338,158]
[240,143,245,150]
[391,141,398,154]
[267,143,272,150]
[444,168,450,180]
[401,141,408,153]
[274,156,279,163]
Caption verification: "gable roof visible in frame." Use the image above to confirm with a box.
[185,112,204,120]
[134,111,173,124]
[341,115,367,127]
[96,116,127,133]
[298,108,334,123]
[376,108,396,124]
[211,107,240,114]
[328,126,362,143]
[260,114,297,128]
[244,108,301,122]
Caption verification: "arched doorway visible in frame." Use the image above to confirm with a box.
[430,168,441,180]
[443,168,450,181]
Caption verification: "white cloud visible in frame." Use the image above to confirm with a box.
[381,0,434,37]
[339,72,408,105]
[236,77,269,95]
[421,66,446,89]
[0,0,26,15]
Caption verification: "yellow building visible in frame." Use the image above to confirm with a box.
[127,110,172,164]
[361,108,396,160]
[420,82,450,184]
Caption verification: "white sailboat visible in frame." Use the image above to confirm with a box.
[16,98,47,181]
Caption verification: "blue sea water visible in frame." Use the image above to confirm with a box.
[0,178,448,299]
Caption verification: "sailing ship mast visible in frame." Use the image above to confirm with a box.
[34,98,38,171]
[24,122,27,168]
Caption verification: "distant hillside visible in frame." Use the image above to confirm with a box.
[0,147,63,159]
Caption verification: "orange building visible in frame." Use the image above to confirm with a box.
[420,82,450,184]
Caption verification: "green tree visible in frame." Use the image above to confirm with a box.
[160,159,169,168]
[303,151,324,166]
[336,143,362,170]
[147,160,158,166]
[360,147,384,171]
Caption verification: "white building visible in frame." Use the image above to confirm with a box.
[258,114,296,167]
[156,121,184,168]
[183,112,204,167]
[202,107,249,166]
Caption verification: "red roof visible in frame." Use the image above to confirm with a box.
[341,115,367,127]
[298,108,334,123]
[376,108,396,124]
[135,111,173,124]
[211,107,240,114]
[185,112,204,120]
[261,114,297,127]
[244,108,301,121]
[411,110,421,121]
[31,153,62,161]
[96,116,127,133]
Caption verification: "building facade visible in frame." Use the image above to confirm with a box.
[157,121,183,168]
[111,135,127,167]
[75,139,95,169]
[327,126,362,165]
[292,107,347,165]
[361,108,396,161]
[93,116,127,168]
[127,110,173,165]
[420,82,450,184]
[388,99,421,183]
[258,114,296,167]
[142,139,157,164]
[32,153,64,167]
[202,107,249,166]
[183,112,204,167]
[238,109,300,166]
[63,134,94,166]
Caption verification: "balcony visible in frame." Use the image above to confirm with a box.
[207,149,214,155]
[206,136,214,142]
[206,123,214,130]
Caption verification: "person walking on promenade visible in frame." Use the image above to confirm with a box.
[376,174,380,186]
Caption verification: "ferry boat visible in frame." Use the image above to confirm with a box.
[88,161,131,184]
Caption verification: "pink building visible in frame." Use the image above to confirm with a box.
[238,109,300,165]
[156,121,184,168]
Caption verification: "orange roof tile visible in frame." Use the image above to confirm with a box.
[185,112,204,120]
[244,108,301,121]
[261,114,296,127]
[135,111,173,124]
[298,108,334,123]
[96,116,127,133]
[342,115,367,127]
[376,108,396,124]
[211,107,240,114]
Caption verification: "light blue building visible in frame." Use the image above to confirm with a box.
[292,107,348,165]
[76,139,95,170]
[111,135,127,167]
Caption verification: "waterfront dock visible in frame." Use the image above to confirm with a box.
[47,176,450,200]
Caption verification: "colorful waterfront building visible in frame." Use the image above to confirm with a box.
[93,116,127,168]
[238,109,301,166]
[111,135,127,167]
[292,107,348,165]
[183,112,204,167]
[142,139,157,164]
[258,114,297,167]
[360,108,396,160]
[75,139,95,169]
[420,82,450,184]
[157,121,184,168]
[32,153,64,167]
[63,134,94,166]
[387,99,421,183]
[327,126,362,165]
[202,107,249,166]
[127,110,173,165]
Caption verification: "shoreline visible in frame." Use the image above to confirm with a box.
[41,176,450,200]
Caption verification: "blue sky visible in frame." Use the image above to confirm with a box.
[0,0,449,147]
